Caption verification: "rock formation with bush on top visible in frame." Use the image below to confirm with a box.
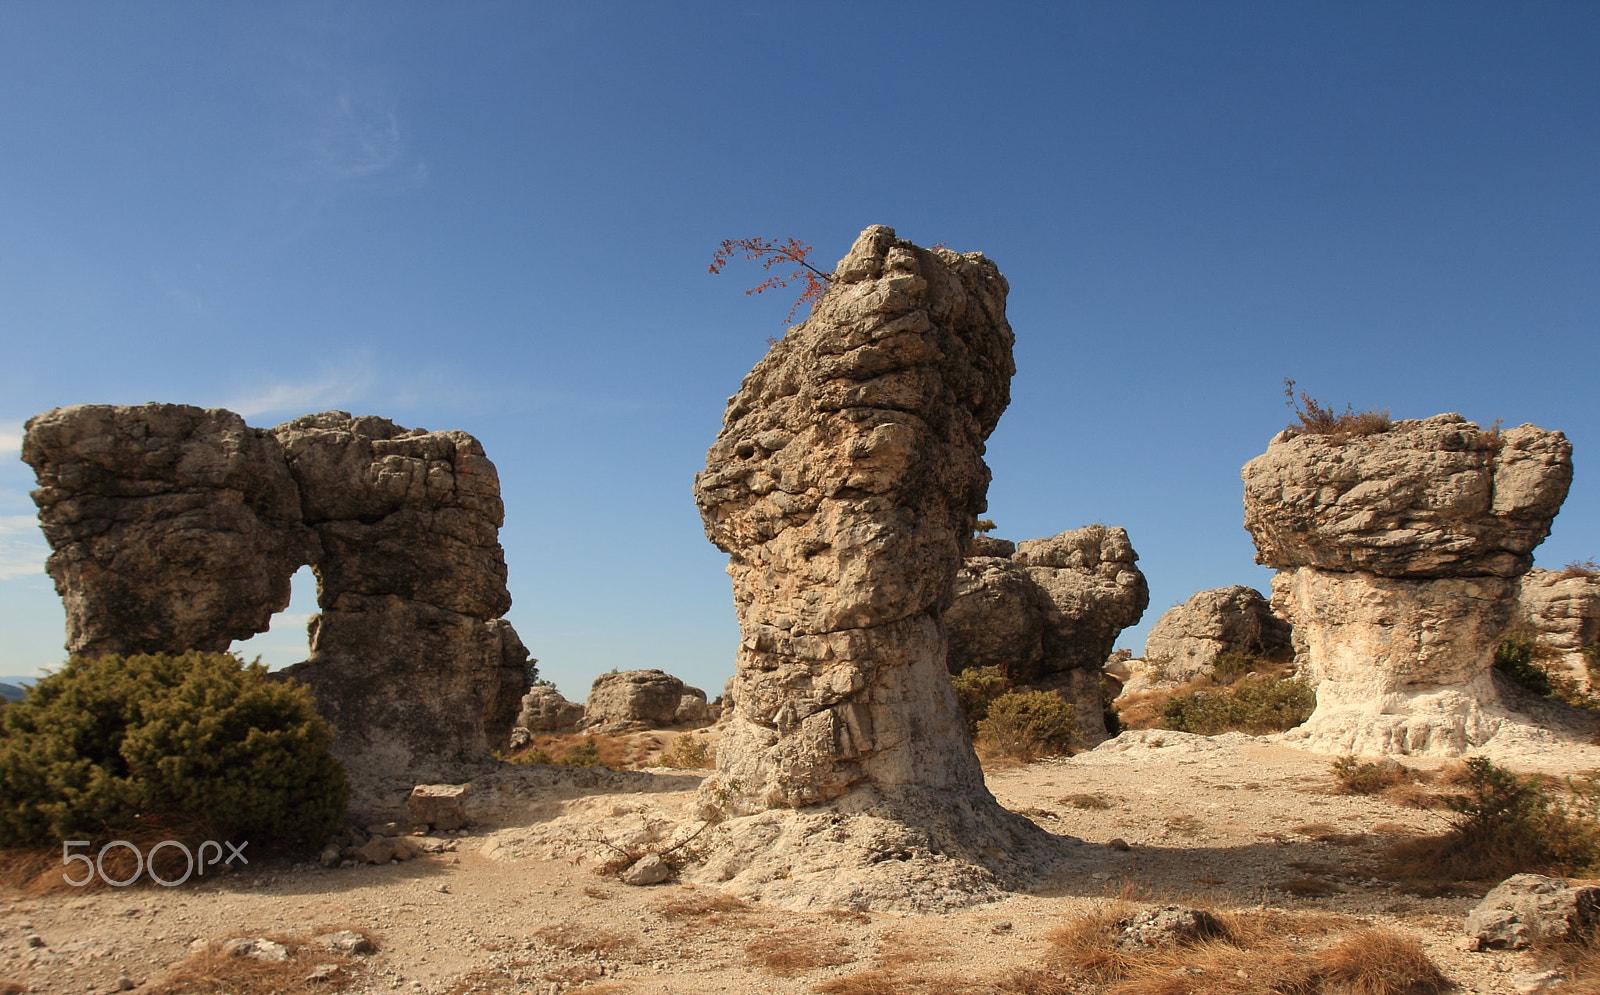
[945,525,1148,741]
[21,404,531,797]
[1242,413,1577,754]
[690,225,1078,908]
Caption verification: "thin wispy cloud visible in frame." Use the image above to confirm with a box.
[0,422,22,456]
[0,514,47,581]
[221,368,373,420]
[315,92,404,180]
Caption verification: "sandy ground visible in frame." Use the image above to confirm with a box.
[10,730,1600,995]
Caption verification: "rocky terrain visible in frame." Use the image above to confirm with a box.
[11,729,1600,995]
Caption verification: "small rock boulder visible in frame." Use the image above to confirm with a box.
[1116,905,1224,950]
[317,930,376,955]
[221,938,290,962]
[512,684,586,739]
[407,783,471,832]
[620,853,670,886]
[583,670,708,728]
[1465,873,1600,950]
[1143,585,1291,680]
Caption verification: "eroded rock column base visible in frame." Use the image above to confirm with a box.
[1272,567,1597,754]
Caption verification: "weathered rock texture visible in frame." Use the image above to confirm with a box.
[946,525,1148,741]
[1516,567,1600,689]
[582,669,708,729]
[1142,585,1290,680]
[1242,414,1575,754]
[22,404,530,788]
[510,685,587,744]
[689,226,1078,908]
[1465,873,1600,950]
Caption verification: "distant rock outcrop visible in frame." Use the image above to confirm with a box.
[690,225,1070,908]
[946,525,1148,740]
[1516,567,1600,689]
[582,669,708,729]
[1142,585,1290,680]
[1242,414,1575,754]
[22,404,531,795]
[510,685,586,744]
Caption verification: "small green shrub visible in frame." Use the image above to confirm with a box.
[1495,631,1553,696]
[1099,677,1121,736]
[951,666,1012,733]
[1429,758,1600,880]
[0,652,346,850]
[1161,674,1314,736]
[975,690,1077,762]
[656,735,716,769]
[1211,652,1269,684]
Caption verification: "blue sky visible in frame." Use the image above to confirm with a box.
[2,2,1596,700]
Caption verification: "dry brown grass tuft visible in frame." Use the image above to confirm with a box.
[533,923,637,957]
[507,732,647,769]
[1064,793,1114,809]
[1313,929,1448,995]
[814,970,1013,995]
[1559,559,1600,581]
[744,927,854,976]
[1043,899,1138,981]
[0,982,26,995]
[144,933,373,995]
[655,889,751,919]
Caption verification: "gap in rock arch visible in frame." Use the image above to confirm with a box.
[231,564,318,671]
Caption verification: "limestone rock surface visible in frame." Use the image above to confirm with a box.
[582,669,708,728]
[946,530,1151,671]
[1142,585,1291,680]
[1243,414,1575,755]
[1243,415,1572,578]
[1517,568,1600,688]
[21,404,531,801]
[689,225,1071,907]
[1465,874,1600,950]
[21,404,315,658]
[511,685,586,741]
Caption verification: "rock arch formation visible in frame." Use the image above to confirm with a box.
[21,404,529,785]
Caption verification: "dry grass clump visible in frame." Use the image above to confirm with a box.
[506,733,646,768]
[1043,906,1443,995]
[145,932,375,995]
[1283,379,1391,442]
[1314,930,1448,995]
[532,923,637,957]
[1328,757,1464,809]
[1559,558,1600,580]
[1117,652,1311,737]
[655,889,751,920]
[813,970,1020,995]
[1063,793,1114,810]
[744,927,854,976]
